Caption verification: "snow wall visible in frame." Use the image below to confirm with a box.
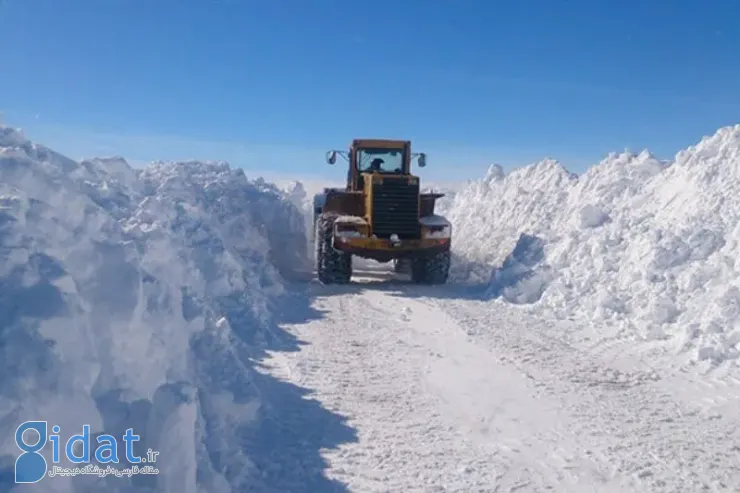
[0,126,350,493]
[447,124,740,367]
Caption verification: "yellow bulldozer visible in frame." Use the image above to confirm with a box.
[312,138,451,284]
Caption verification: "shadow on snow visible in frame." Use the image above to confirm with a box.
[0,266,357,493]
[205,282,358,493]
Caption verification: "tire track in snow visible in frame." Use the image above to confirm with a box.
[266,288,507,492]
[415,294,740,493]
[384,290,637,492]
[263,276,641,492]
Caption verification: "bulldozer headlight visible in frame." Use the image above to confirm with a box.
[334,222,367,238]
[423,224,451,239]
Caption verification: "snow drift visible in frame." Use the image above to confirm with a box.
[448,124,740,368]
[0,126,330,492]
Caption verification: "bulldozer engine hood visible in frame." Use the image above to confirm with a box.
[359,172,418,186]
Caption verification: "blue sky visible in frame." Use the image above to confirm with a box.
[1,0,739,183]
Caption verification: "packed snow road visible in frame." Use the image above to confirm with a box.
[259,263,740,493]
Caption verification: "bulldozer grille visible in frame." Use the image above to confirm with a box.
[371,180,421,239]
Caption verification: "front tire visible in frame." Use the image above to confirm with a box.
[410,250,450,284]
[315,213,352,284]
[393,258,410,274]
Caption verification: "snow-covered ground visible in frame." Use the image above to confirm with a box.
[263,262,740,492]
[3,123,740,492]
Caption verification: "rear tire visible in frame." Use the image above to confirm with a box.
[315,213,352,284]
[410,250,450,285]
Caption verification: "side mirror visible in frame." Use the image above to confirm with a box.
[326,150,337,165]
[418,153,427,168]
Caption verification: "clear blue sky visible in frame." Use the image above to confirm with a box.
[1,0,739,183]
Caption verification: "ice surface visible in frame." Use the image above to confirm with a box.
[448,124,740,367]
[0,125,328,492]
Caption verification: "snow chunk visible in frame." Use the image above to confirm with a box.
[487,233,552,304]
[579,205,610,229]
[484,163,505,183]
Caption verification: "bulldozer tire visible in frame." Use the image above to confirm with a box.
[315,213,352,284]
[410,250,450,285]
[393,258,410,274]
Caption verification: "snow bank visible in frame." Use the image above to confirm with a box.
[422,183,459,217]
[448,124,740,368]
[0,125,309,491]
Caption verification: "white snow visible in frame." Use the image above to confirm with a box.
[264,264,740,492]
[5,120,740,493]
[422,182,462,217]
[0,125,309,492]
[447,124,740,370]
[262,124,740,490]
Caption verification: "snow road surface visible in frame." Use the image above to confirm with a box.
[260,263,740,493]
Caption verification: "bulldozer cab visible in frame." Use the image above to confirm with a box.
[353,143,406,191]
[326,139,426,191]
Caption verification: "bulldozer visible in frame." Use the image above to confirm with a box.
[312,138,452,284]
